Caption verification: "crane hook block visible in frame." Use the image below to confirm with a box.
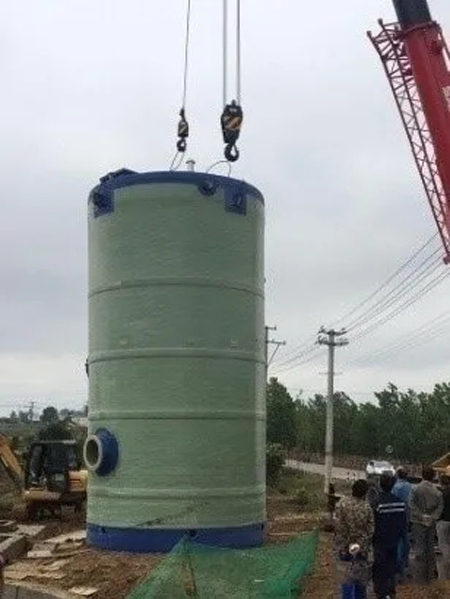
[221,100,243,145]
[176,108,189,153]
[221,100,243,162]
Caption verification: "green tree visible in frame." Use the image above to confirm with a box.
[266,377,298,450]
[40,406,59,425]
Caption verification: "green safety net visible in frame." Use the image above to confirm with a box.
[128,530,319,599]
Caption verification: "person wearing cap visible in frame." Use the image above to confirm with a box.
[372,473,407,599]
[410,466,443,584]
[437,473,450,579]
[392,466,413,581]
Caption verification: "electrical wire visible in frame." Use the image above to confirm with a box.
[351,269,450,342]
[271,234,442,371]
[332,233,438,328]
[347,254,442,333]
[346,247,442,332]
[272,347,326,375]
[353,309,450,366]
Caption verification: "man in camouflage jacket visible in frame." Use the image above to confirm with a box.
[335,479,374,598]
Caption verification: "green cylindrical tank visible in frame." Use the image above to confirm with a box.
[85,169,265,552]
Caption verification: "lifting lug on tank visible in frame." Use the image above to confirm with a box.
[176,108,189,153]
[221,100,243,162]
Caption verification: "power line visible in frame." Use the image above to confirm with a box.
[346,249,442,332]
[352,308,450,366]
[351,269,450,343]
[332,233,439,327]
[271,234,442,373]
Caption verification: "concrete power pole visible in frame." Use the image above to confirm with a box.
[265,325,286,381]
[318,327,348,493]
[28,400,36,422]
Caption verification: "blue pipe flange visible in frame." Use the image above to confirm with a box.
[83,428,119,476]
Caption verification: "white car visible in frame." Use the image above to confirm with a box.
[365,460,395,478]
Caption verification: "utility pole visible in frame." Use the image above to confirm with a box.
[318,327,348,493]
[265,325,286,381]
[27,400,35,423]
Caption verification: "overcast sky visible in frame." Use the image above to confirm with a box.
[1,0,450,415]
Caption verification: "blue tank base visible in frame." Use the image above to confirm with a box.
[86,521,267,553]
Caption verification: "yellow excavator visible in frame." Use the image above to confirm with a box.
[0,433,87,519]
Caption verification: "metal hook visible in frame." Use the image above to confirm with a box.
[225,143,239,162]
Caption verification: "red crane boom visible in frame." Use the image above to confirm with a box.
[368,0,450,262]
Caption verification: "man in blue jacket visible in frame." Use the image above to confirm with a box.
[392,467,413,581]
[372,473,407,599]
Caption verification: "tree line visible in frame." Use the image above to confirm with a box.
[267,377,450,464]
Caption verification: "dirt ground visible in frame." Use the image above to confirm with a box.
[4,467,450,598]
[12,494,320,598]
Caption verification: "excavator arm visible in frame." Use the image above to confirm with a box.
[0,434,24,490]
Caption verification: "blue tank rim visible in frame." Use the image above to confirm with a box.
[88,169,264,205]
[87,521,267,553]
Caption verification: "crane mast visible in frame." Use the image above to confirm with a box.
[368,0,450,262]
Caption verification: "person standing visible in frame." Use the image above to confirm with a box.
[372,473,407,599]
[335,479,374,599]
[392,467,413,581]
[437,474,450,579]
[410,466,443,585]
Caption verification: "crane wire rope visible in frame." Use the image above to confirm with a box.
[236,0,242,105]
[220,0,243,162]
[170,0,192,170]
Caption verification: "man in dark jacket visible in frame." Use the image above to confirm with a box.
[372,473,407,599]
[437,474,450,579]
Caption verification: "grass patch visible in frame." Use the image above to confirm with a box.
[270,469,326,511]
[269,468,353,512]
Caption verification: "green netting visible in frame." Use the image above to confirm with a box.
[128,530,319,599]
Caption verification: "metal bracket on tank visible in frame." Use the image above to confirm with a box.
[92,169,138,218]
[198,179,218,197]
[198,178,247,215]
[92,190,113,218]
[225,184,247,216]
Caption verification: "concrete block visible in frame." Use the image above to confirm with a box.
[0,534,28,562]
[4,582,77,598]
[0,520,18,533]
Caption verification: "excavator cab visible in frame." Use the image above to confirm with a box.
[23,440,87,519]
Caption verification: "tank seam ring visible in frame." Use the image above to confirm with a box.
[88,277,264,299]
[88,409,266,421]
[88,348,266,365]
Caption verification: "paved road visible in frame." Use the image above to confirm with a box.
[285,459,365,481]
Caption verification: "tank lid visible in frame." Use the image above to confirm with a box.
[91,169,263,203]
[89,169,264,217]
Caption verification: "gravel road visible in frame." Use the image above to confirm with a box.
[285,459,365,481]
